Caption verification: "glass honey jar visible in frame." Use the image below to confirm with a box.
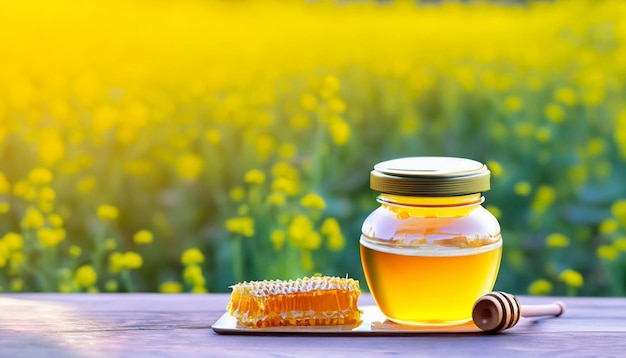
[360,156,502,326]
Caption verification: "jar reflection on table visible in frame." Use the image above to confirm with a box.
[360,157,502,326]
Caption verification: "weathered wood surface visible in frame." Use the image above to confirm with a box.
[1,293,625,357]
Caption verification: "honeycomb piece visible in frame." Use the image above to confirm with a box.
[227,276,361,327]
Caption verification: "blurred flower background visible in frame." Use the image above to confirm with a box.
[1,0,625,296]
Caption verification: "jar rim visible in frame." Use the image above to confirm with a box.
[377,193,484,207]
[370,156,491,196]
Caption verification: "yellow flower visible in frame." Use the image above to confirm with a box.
[278,142,297,160]
[327,97,347,114]
[122,251,143,269]
[104,238,117,251]
[21,206,45,229]
[11,278,23,292]
[176,153,203,181]
[272,162,299,180]
[192,286,208,294]
[568,165,587,186]
[255,134,275,161]
[244,169,265,185]
[559,269,584,288]
[266,192,286,207]
[300,93,318,111]
[37,228,66,247]
[229,186,245,202]
[10,252,25,270]
[535,127,551,143]
[12,180,29,198]
[69,245,82,257]
[205,129,221,145]
[504,95,522,112]
[514,181,532,196]
[0,239,7,258]
[28,167,54,185]
[611,200,626,227]
[327,233,345,252]
[0,202,8,214]
[597,245,618,261]
[109,251,143,273]
[290,113,310,131]
[583,88,604,106]
[109,252,124,273]
[39,186,56,202]
[3,232,23,251]
[237,204,249,216]
[531,185,556,214]
[225,216,254,237]
[75,265,98,288]
[586,138,605,157]
[133,230,154,245]
[515,122,533,138]
[58,283,74,293]
[320,218,345,251]
[160,281,183,293]
[545,233,569,248]
[270,230,285,251]
[321,218,341,236]
[545,103,565,123]
[599,219,618,235]
[328,116,350,146]
[24,187,37,202]
[528,279,552,296]
[58,268,72,281]
[554,87,576,106]
[77,177,97,194]
[487,161,503,178]
[47,214,64,228]
[300,193,326,210]
[302,231,322,250]
[38,200,54,214]
[183,265,205,287]
[105,280,119,292]
[322,75,341,94]
[288,215,314,246]
[97,204,119,221]
[181,248,205,266]
[271,177,299,196]
[614,237,626,252]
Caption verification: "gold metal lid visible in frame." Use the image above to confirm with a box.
[370,156,491,196]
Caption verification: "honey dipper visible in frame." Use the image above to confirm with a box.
[472,291,566,333]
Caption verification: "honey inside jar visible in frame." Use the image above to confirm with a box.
[361,237,501,325]
[360,157,502,326]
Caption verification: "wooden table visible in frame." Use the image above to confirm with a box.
[1,293,624,357]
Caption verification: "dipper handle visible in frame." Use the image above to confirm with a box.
[472,291,565,333]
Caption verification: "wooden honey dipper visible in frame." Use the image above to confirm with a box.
[472,291,565,333]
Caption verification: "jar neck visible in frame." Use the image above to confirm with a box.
[377,193,483,217]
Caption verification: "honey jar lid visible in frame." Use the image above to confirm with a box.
[370,156,491,196]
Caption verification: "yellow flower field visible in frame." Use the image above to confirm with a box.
[1,0,626,295]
